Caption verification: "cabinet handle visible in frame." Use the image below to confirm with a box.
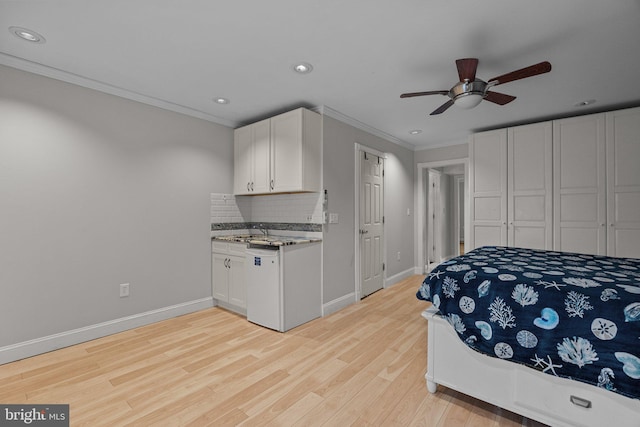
[251,182,254,191]
[247,182,250,192]
[569,395,592,409]
[270,179,274,190]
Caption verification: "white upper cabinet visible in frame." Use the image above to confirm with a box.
[234,118,270,195]
[469,123,553,251]
[553,114,606,255]
[606,107,640,258]
[234,108,321,195]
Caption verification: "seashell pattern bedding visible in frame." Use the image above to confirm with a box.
[417,246,640,400]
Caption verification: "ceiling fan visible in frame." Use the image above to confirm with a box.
[400,58,552,115]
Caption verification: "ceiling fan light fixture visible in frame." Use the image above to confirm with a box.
[454,92,484,109]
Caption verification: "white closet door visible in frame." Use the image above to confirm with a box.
[469,129,507,250]
[553,114,606,255]
[606,107,640,258]
[507,122,553,250]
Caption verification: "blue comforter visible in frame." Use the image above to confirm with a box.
[417,246,640,400]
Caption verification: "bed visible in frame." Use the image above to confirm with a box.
[417,246,640,427]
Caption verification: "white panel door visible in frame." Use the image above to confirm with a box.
[360,151,384,298]
[508,122,553,250]
[553,114,606,255]
[469,129,507,250]
[606,107,640,258]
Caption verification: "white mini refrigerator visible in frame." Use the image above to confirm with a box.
[245,246,281,331]
[246,242,322,332]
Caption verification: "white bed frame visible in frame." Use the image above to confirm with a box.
[423,307,640,427]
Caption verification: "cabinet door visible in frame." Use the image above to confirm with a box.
[228,255,246,309]
[553,114,606,255]
[469,129,508,250]
[233,125,253,195]
[271,109,303,192]
[508,122,553,250]
[252,119,271,194]
[212,252,229,302]
[606,107,640,258]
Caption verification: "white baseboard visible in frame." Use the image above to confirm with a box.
[322,292,356,317]
[385,267,416,288]
[0,297,213,365]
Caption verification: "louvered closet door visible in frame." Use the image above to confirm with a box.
[469,129,507,250]
[606,107,640,258]
[553,114,606,255]
[507,122,553,250]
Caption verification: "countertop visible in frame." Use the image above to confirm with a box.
[212,234,321,247]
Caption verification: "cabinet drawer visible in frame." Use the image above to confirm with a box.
[212,241,247,255]
[212,241,229,252]
[513,367,639,427]
[227,242,247,256]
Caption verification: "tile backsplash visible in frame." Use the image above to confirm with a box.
[211,192,323,225]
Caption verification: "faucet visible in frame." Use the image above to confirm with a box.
[253,223,268,236]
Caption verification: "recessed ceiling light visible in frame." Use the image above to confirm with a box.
[292,62,313,74]
[214,97,230,105]
[9,26,46,43]
[574,99,596,107]
[409,130,422,135]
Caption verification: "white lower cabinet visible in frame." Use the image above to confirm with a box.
[212,242,246,315]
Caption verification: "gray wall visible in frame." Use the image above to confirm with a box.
[322,115,414,305]
[0,65,233,347]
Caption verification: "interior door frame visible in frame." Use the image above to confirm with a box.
[354,143,386,301]
[416,158,469,274]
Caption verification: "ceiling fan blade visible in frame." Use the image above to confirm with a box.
[430,99,455,115]
[400,90,448,98]
[484,91,517,105]
[488,61,552,86]
[456,58,479,82]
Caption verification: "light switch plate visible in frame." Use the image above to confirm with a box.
[329,213,339,224]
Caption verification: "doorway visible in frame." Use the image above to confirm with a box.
[416,159,468,274]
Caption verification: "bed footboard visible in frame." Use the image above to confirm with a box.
[421,307,640,427]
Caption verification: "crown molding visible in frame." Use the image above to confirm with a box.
[0,53,239,128]
[317,105,415,151]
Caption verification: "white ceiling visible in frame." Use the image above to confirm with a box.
[2,1,640,149]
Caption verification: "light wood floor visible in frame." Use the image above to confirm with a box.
[0,275,548,426]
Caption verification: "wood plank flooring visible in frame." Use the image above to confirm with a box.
[0,276,548,426]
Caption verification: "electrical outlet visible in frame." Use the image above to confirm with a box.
[119,283,130,298]
[397,251,401,261]
[329,213,339,224]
